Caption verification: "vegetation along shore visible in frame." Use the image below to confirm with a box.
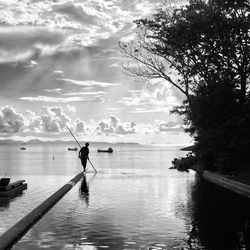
[120,0,250,176]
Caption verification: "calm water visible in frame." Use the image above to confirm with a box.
[1,143,250,249]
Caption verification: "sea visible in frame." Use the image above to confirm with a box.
[0,143,250,250]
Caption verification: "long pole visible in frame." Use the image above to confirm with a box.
[66,125,97,173]
[66,125,81,148]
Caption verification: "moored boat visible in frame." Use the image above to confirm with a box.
[97,147,113,153]
[20,147,26,150]
[68,147,78,151]
[0,179,27,197]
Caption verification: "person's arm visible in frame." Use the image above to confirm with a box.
[79,149,81,158]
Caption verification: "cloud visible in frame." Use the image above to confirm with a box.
[19,96,103,103]
[0,26,66,63]
[130,108,169,113]
[0,105,72,133]
[0,104,186,145]
[59,78,120,87]
[63,91,106,96]
[155,120,184,132]
[96,115,136,135]
[118,79,182,115]
[53,70,64,74]
[0,106,25,132]
[24,109,42,133]
[45,89,63,94]
[0,0,170,64]
[52,2,99,26]
[66,104,76,113]
[75,119,85,133]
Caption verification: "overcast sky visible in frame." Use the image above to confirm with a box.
[0,0,191,145]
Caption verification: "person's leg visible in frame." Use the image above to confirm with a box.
[84,158,87,172]
[81,158,87,172]
[81,158,85,172]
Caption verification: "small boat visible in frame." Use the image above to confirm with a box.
[97,147,113,153]
[68,147,78,151]
[20,147,26,150]
[0,179,27,197]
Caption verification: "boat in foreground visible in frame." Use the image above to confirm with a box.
[0,179,27,197]
[97,147,113,153]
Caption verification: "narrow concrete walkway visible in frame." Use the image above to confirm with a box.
[203,171,250,199]
[0,172,83,250]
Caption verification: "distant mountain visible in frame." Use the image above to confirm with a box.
[0,139,139,145]
[0,139,23,145]
[115,142,140,145]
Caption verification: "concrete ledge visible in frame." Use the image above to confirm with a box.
[0,172,83,250]
[203,171,250,198]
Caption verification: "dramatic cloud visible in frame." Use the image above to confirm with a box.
[0,105,72,133]
[0,106,25,132]
[0,104,186,146]
[0,0,151,64]
[24,110,42,133]
[0,0,188,144]
[96,115,136,135]
[0,26,66,63]
[75,119,85,133]
[40,106,70,132]
[52,2,99,26]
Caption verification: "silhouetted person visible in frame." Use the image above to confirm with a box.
[79,174,89,206]
[79,142,89,172]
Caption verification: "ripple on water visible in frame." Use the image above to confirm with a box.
[3,145,209,250]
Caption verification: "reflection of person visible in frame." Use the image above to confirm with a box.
[79,142,89,172]
[79,174,89,206]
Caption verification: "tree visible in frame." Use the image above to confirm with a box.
[120,0,250,171]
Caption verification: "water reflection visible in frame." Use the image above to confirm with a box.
[187,176,250,250]
[79,173,96,207]
[0,191,26,208]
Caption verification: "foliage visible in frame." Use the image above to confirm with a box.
[172,152,197,172]
[120,0,250,171]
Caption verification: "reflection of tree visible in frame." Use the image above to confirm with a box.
[186,176,250,249]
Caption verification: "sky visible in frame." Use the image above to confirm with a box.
[0,0,192,145]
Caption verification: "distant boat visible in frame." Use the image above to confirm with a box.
[68,147,78,151]
[20,147,26,150]
[97,147,113,153]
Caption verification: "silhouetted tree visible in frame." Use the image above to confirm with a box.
[120,0,250,171]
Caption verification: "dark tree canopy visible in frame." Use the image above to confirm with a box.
[120,0,250,171]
